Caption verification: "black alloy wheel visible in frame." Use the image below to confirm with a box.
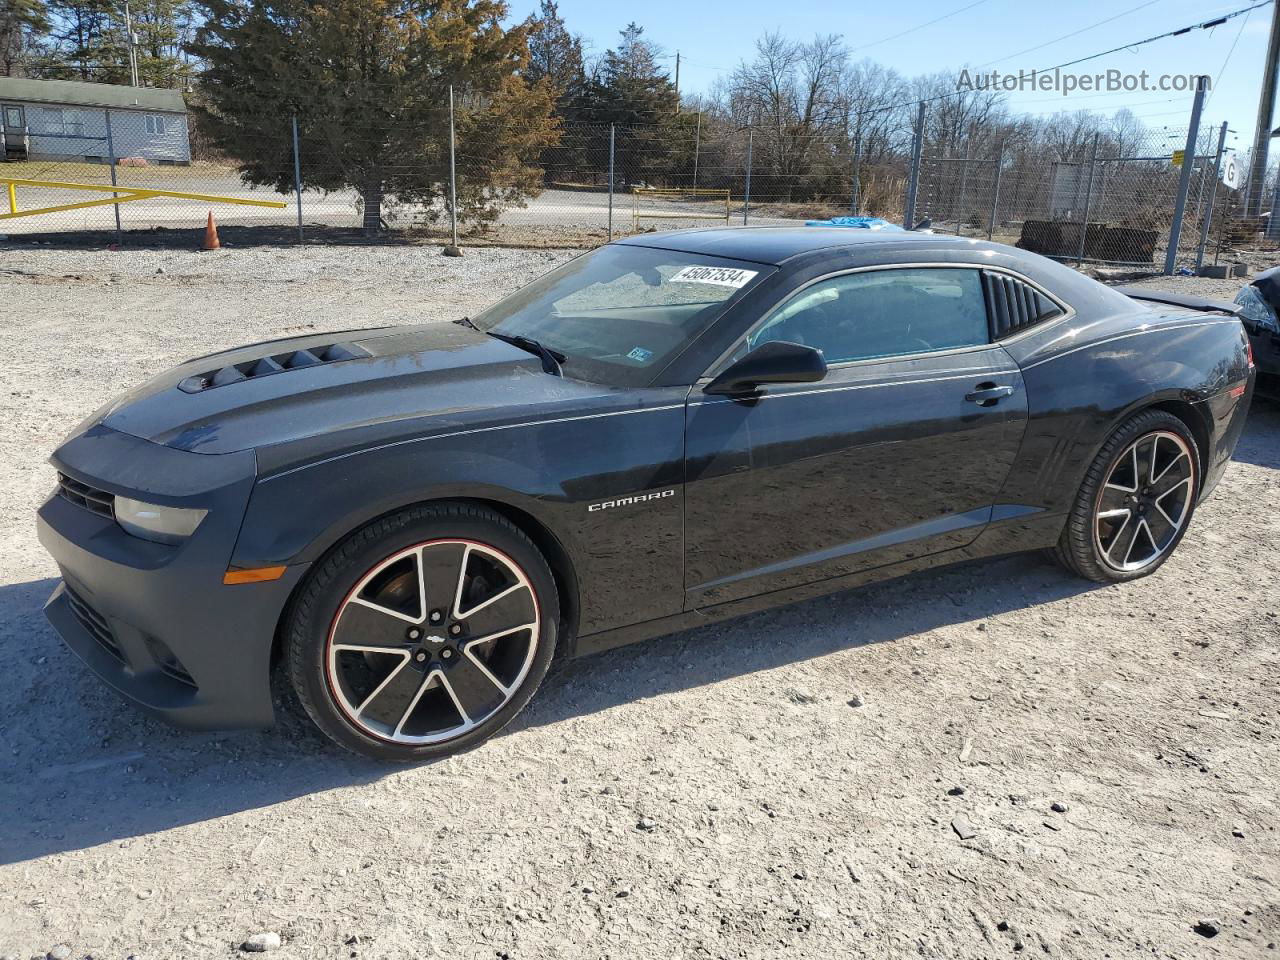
[286,504,559,762]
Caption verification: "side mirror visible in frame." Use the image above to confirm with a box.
[703,340,827,396]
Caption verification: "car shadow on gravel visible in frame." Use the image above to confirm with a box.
[10,393,1276,865]
[1232,399,1280,468]
[8,381,1276,866]
[0,550,1100,866]
[518,550,1101,739]
[0,577,390,866]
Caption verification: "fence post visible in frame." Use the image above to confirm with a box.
[608,123,615,239]
[291,114,304,243]
[850,126,862,215]
[903,101,925,228]
[1164,75,1207,275]
[987,141,1004,240]
[104,108,122,246]
[1195,121,1229,271]
[743,127,753,225]
[954,148,970,235]
[693,111,701,190]
[1075,133,1100,267]
[447,85,459,251]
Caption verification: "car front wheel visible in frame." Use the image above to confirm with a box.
[285,503,559,762]
[1052,409,1201,583]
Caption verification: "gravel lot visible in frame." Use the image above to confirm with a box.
[0,242,1277,960]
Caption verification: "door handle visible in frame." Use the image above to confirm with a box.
[965,382,1014,406]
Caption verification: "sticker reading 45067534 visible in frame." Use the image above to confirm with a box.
[669,265,759,288]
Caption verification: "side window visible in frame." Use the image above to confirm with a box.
[747,267,989,364]
[145,114,166,135]
[983,271,1065,338]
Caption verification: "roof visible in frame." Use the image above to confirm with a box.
[619,225,982,266]
[0,77,186,113]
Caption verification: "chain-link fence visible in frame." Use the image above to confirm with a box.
[1,91,1274,275]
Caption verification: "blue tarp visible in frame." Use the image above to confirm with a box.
[803,216,904,231]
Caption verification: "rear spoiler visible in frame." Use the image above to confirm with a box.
[1114,286,1241,316]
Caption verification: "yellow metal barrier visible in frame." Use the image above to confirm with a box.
[632,187,731,231]
[0,177,287,221]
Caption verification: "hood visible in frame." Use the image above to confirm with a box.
[94,323,615,456]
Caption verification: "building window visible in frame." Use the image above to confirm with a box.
[145,114,166,135]
[39,107,85,138]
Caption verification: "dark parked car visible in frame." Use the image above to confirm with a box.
[1233,265,1280,395]
[38,229,1255,761]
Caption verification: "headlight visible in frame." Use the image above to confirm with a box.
[114,496,207,545]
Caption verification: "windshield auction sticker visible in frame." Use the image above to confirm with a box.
[669,265,759,288]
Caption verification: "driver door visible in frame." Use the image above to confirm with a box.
[683,265,1028,608]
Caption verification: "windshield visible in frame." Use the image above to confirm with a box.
[472,244,770,386]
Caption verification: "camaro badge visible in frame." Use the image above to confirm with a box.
[588,489,676,512]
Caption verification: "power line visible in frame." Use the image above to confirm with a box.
[978,0,1162,68]
[856,0,1273,118]
[1203,4,1254,111]
[1051,0,1271,71]
[847,0,989,54]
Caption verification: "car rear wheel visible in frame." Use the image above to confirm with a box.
[1052,410,1200,583]
[285,503,559,762]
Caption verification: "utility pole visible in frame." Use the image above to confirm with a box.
[1165,75,1208,275]
[1247,2,1280,218]
[674,51,680,112]
[122,0,139,87]
[1196,122,1230,271]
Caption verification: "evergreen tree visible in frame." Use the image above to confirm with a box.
[591,23,677,185]
[1,0,50,77]
[129,0,196,87]
[42,0,112,79]
[524,0,585,116]
[190,0,558,235]
[593,22,676,125]
[35,0,190,85]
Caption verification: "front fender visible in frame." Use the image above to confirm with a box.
[230,396,689,637]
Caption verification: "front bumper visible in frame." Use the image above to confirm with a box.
[37,426,308,730]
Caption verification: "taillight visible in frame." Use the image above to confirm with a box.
[1247,338,1255,369]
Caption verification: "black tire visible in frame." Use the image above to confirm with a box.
[285,503,559,762]
[1052,409,1201,583]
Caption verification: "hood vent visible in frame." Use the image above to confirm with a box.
[177,341,372,393]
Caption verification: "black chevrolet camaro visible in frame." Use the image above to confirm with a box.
[39,228,1255,761]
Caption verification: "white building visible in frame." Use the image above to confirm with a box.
[0,77,190,165]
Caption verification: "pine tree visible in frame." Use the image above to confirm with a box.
[0,0,50,77]
[129,0,196,87]
[190,0,558,235]
[593,23,676,125]
[42,0,113,79]
[525,0,585,116]
[592,23,678,185]
[35,0,190,85]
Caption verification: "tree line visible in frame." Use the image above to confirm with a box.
[1,0,1181,234]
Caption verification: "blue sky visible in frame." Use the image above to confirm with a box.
[504,0,1272,151]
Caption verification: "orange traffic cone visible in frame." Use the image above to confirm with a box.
[202,210,221,250]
